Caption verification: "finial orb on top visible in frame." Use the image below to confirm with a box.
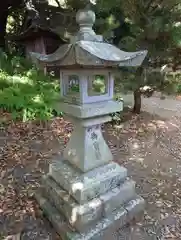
[76,0,96,27]
[76,9,96,28]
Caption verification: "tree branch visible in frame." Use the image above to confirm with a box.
[149,0,165,15]
[146,0,154,11]
[54,0,61,8]
[25,0,40,21]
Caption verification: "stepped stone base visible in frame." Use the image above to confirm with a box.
[48,160,127,203]
[35,160,145,239]
[35,192,144,240]
[42,175,136,231]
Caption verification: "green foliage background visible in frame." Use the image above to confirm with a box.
[0,52,61,122]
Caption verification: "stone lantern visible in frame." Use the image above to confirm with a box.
[31,4,147,240]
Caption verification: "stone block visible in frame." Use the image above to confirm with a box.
[57,100,123,119]
[42,176,103,232]
[42,176,136,232]
[35,191,70,234]
[35,192,144,240]
[63,121,113,172]
[124,195,145,221]
[100,180,136,216]
[49,160,127,203]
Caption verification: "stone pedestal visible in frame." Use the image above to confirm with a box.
[35,100,145,239]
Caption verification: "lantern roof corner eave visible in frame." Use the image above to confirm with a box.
[30,41,148,68]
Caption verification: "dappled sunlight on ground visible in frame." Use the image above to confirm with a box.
[105,112,181,239]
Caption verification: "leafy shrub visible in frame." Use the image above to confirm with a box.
[0,51,61,122]
[163,72,181,94]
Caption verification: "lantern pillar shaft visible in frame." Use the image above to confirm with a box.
[63,116,113,172]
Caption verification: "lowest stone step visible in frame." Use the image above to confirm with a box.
[35,192,145,240]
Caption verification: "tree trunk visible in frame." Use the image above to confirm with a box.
[132,66,144,114]
[133,89,141,114]
[0,10,8,50]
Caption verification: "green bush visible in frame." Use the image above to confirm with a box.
[0,51,61,122]
[163,72,181,95]
[146,70,181,95]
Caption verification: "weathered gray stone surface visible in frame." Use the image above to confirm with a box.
[35,192,145,240]
[100,180,136,216]
[42,176,103,232]
[56,100,123,119]
[42,176,136,232]
[49,160,127,203]
[63,118,113,172]
[124,197,145,221]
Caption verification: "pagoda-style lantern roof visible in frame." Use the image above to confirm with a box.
[31,8,147,68]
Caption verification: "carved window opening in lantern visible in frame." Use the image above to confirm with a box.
[60,70,114,105]
[68,75,80,93]
[85,71,114,104]
[62,74,81,105]
[88,75,108,96]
